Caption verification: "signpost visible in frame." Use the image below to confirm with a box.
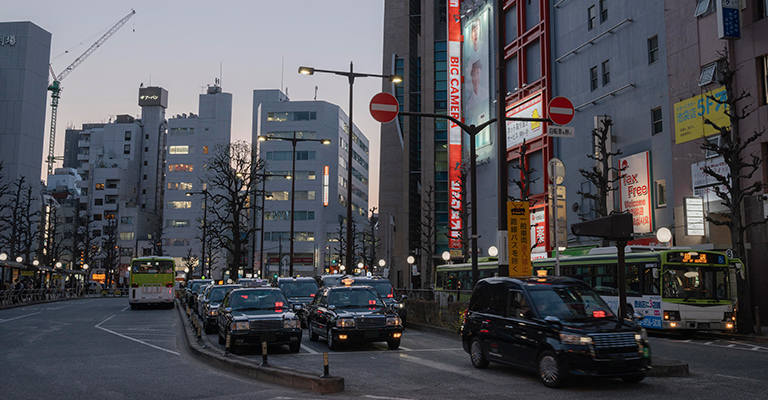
[547,158,566,276]
[369,92,399,123]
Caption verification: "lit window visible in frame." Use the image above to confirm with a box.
[203,146,208,154]
[119,232,134,241]
[95,183,105,190]
[168,164,194,172]
[166,201,192,209]
[169,146,190,155]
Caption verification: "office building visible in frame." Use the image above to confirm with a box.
[164,83,232,279]
[252,90,370,277]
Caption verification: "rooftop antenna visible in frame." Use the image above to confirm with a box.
[314,85,318,101]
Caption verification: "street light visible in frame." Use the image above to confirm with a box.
[299,63,402,278]
[186,190,209,278]
[442,251,451,265]
[258,132,330,277]
[83,263,89,283]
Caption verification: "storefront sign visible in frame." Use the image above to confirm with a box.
[506,92,544,148]
[717,0,740,40]
[323,166,329,206]
[674,87,728,144]
[447,0,463,251]
[619,151,652,233]
[0,35,17,46]
[691,156,729,203]
[685,197,705,236]
[507,201,531,277]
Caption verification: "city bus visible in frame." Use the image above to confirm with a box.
[435,259,498,304]
[532,247,739,332]
[128,256,176,309]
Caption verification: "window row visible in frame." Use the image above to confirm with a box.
[264,211,315,221]
[264,232,315,242]
[170,127,195,136]
[267,111,316,122]
[268,191,316,201]
[265,151,316,161]
[265,131,316,139]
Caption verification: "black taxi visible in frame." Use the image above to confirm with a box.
[462,276,650,388]
[306,284,403,350]
[216,287,302,353]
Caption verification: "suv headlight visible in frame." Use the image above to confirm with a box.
[336,318,356,328]
[635,328,648,342]
[387,316,402,326]
[560,333,592,345]
[207,310,217,317]
[397,302,405,309]
[283,318,300,329]
[231,321,250,331]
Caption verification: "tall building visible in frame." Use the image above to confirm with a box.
[74,87,168,283]
[666,1,768,322]
[252,90,370,278]
[0,21,50,183]
[164,83,232,279]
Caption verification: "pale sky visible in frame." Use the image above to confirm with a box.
[6,1,387,210]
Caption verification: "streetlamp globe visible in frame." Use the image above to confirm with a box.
[340,265,346,272]
[33,260,39,266]
[16,256,23,263]
[488,246,498,257]
[55,262,62,269]
[441,251,451,262]
[357,262,364,270]
[83,264,89,270]
[0,253,7,261]
[656,227,672,244]
[407,256,415,265]
[184,267,189,273]
[378,259,386,268]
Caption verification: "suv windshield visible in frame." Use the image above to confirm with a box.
[528,286,615,321]
[279,280,319,297]
[328,288,384,308]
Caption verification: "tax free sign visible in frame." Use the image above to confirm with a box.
[619,151,653,234]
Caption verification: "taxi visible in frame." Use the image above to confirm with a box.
[306,279,403,350]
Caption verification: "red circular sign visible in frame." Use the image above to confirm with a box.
[548,96,574,125]
[369,92,399,123]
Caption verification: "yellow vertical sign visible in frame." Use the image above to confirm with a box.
[507,201,531,277]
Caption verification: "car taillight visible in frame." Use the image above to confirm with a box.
[462,309,468,325]
[166,283,173,288]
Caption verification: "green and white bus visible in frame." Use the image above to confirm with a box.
[532,247,739,332]
[128,256,176,309]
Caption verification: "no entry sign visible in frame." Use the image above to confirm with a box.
[370,92,399,123]
[548,96,574,125]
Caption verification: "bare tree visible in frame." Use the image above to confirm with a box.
[334,220,346,271]
[182,247,199,278]
[577,117,623,219]
[205,141,264,281]
[698,52,766,334]
[101,218,120,287]
[40,201,66,268]
[0,177,39,262]
[361,207,381,274]
[416,185,438,288]
[509,139,538,202]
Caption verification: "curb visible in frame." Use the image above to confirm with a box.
[407,321,689,377]
[176,300,344,394]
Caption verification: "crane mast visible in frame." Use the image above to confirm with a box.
[46,9,136,176]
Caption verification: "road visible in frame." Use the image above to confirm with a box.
[2,298,767,399]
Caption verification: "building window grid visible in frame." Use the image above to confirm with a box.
[651,107,663,135]
[599,0,608,23]
[602,60,610,86]
[648,36,659,64]
[588,5,596,30]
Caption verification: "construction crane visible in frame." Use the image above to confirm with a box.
[46,9,136,176]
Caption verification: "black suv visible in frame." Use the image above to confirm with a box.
[216,287,302,353]
[462,276,650,388]
[306,285,403,350]
[344,276,407,326]
[275,277,319,327]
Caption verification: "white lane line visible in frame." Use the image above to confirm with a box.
[399,346,413,351]
[95,315,179,356]
[121,306,130,312]
[365,396,415,400]
[301,344,318,354]
[0,312,41,324]
[714,373,762,383]
[294,347,464,355]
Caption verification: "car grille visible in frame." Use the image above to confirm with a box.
[249,319,282,331]
[355,316,386,328]
[590,332,639,352]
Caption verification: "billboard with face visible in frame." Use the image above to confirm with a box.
[462,8,491,148]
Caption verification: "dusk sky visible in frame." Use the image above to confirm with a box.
[6,1,388,209]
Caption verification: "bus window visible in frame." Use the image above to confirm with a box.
[626,265,640,296]
[593,265,617,295]
[643,264,660,295]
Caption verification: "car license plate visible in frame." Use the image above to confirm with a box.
[260,333,276,342]
[364,330,379,339]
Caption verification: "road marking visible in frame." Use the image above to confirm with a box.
[714,373,762,383]
[121,306,130,312]
[399,346,413,351]
[0,312,41,324]
[301,344,318,354]
[295,347,464,355]
[365,395,415,400]
[95,314,179,356]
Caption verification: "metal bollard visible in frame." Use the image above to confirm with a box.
[196,323,202,339]
[320,352,330,378]
[224,333,231,355]
[261,341,269,365]
[756,306,762,336]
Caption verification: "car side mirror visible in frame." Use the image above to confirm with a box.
[544,316,562,328]
[328,305,336,311]
[223,307,232,313]
[293,304,302,312]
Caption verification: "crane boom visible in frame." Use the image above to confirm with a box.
[46,9,136,176]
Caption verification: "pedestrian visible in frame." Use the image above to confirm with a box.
[13,279,22,304]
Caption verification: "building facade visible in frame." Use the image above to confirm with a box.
[0,21,50,183]
[163,83,232,279]
[252,90,370,278]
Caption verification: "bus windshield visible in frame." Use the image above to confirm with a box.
[132,260,174,274]
[663,266,729,301]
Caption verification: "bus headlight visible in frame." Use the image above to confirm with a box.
[387,316,402,326]
[283,318,300,329]
[560,333,592,345]
[663,310,681,321]
[231,321,250,331]
[723,312,735,321]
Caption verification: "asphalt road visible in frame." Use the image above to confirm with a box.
[2,298,768,399]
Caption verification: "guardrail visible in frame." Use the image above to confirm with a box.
[0,287,128,308]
